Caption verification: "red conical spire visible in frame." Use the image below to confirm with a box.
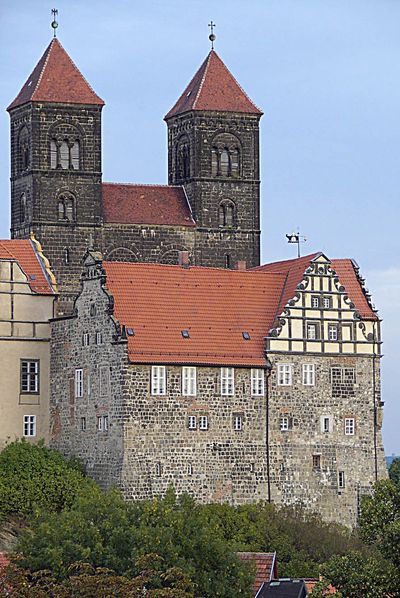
[8,38,104,111]
[165,50,262,119]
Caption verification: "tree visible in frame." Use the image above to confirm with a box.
[389,457,400,487]
[0,440,95,521]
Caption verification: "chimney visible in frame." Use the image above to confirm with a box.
[236,260,247,271]
[178,251,190,268]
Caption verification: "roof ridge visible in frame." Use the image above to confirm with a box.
[212,51,263,114]
[31,39,53,100]
[103,182,183,189]
[192,51,212,110]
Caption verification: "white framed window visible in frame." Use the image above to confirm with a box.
[75,368,83,398]
[155,462,162,476]
[221,367,234,396]
[328,324,338,341]
[323,296,332,309]
[338,471,345,489]
[277,364,292,386]
[182,366,196,396]
[311,296,319,308]
[188,415,197,430]
[151,366,166,395]
[280,416,292,431]
[97,415,108,432]
[81,417,86,431]
[344,417,355,435]
[251,368,265,396]
[21,360,39,393]
[82,333,90,346]
[307,322,318,340]
[23,415,36,437]
[187,463,193,476]
[321,416,331,433]
[302,364,315,386]
[96,332,103,345]
[233,414,243,431]
[199,415,209,430]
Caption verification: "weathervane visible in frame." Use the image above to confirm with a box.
[286,230,307,258]
[51,9,58,38]
[208,21,216,50]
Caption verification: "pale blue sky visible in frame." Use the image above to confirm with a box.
[0,0,399,453]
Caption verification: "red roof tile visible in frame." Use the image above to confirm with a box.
[8,38,104,111]
[165,50,262,119]
[0,240,55,295]
[238,552,277,595]
[103,263,286,366]
[102,183,196,227]
[253,253,377,321]
[0,553,9,569]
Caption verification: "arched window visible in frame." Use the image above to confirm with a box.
[218,200,236,228]
[220,149,230,176]
[211,147,219,177]
[230,148,240,176]
[65,198,74,221]
[210,133,241,178]
[49,124,81,170]
[50,140,58,169]
[60,141,69,169]
[71,140,80,170]
[57,193,75,222]
[58,200,65,220]
[20,193,27,224]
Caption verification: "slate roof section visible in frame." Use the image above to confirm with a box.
[253,253,377,321]
[8,38,104,111]
[237,552,277,595]
[0,240,55,295]
[165,50,262,119]
[103,262,286,366]
[102,183,196,227]
[256,579,307,598]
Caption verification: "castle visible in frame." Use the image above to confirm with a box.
[3,33,387,526]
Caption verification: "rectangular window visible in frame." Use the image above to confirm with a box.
[81,417,86,431]
[277,364,292,386]
[345,417,355,435]
[199,415,209,430]
[182,366,196,396]
[75,368,83,398]
[151,366,166,395]
[313,455,321,470]
[233,414,243,431]
[82,333,90,346]
[311,296,320,308]
[187,463,193,476]
[307,322,319,340]
[323,296,332,309]
[23,415,36,437]
[221,368,234,396]
[338,471,345,489]
[328,324,338,341]
[251,368,265,396]
[155,462,162,476]
[302,364,315,386]
[331,367,356,384]
[97,415,108,432]
[188,415,197,430]
[21,360,39,393]
[321,416,331,433]
[96,332,103,345]
[280,416,292,431]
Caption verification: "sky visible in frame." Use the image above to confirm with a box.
[0,0,399,453]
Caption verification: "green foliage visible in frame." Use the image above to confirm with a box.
[359,479,400,567]
[317,551,400,598]
[389,456,400,487]
[0,439,94,521]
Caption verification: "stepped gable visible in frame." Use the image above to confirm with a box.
[102,183,196,227]
[253,253,377,320]
[165,49,262,119]
[103,262,286,366]
[237,552,277,595]
[0,240,55,294]
[7,38,104,111]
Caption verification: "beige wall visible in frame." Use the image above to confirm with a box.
[0,259,54,449]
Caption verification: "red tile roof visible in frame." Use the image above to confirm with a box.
[238,552,277,595]
[8,38,104,111]
[253,253,377,321]
[103,263,286,366]
[165,50,262,119]
[304,579,336,595]
[0,240,55,294]
[0,553,9,570]
[102,183,196,227]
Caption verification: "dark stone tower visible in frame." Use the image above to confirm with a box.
[7,38,104,312]
[165,50,263,269]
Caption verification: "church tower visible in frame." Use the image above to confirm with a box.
[7,38,104,311]
[165,49,263,269]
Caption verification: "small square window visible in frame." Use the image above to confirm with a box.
[233,414,243,431]
[23,415,36,437]
[188,415,197,430]
[181,330,190,338]
[344,417,355,435]
[311,296,320,308]
[323,296,332,309]
[199,415,209,431]
[242,331,251,340]
[313,455,321,470]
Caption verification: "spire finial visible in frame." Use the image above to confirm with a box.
[208,21,216,50]
[51,8,59,38]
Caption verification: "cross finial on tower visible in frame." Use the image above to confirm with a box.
[208,21,216,50]
[51,9,59,38]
